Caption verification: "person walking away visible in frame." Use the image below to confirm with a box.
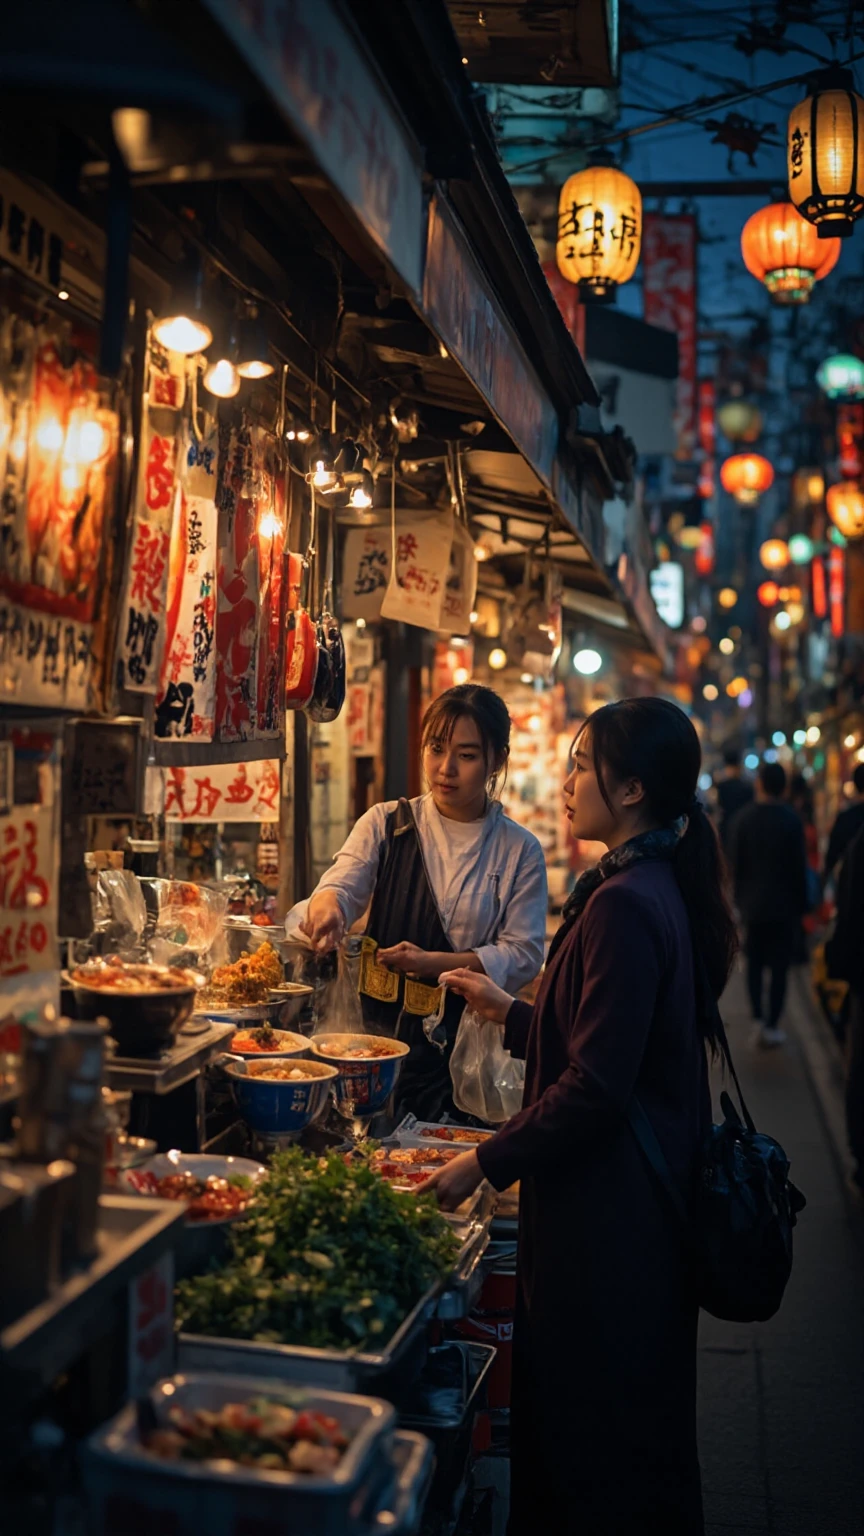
[714,747,753,855]
[824,763,864,882]
[729,762,809,1048]
[825,823,864,1198]
[424,697,738,1535]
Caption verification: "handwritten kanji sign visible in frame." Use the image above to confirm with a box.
[0,804,58,979]
[155,422,218,741]
[342,512,454,630]
[154,758,281,823]
[116,410,179,693]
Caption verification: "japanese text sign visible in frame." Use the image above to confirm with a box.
[643,215,697,459]
[157,759,281,823]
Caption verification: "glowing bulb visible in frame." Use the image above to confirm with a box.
[738,689,753,709]
[153,314,213,355]
[469,611,479,625]
[785,601,805,626]
[309,458,338,490]
[34,417,65,453]
[453,666,470,685]
[691,615,707,632]
[237,358,274,380]
[349,483,373,509]
[774,610,792,631]
[488,647,507,670]
[793,730,807,747]
[844,733,858,749]
[528,713,543,733]
[258,510,281,540]
[203,357,241,398]
[719,637,735,655]
[573,648,603,676]
[520,672,533,684]
[717,587,738,609]
[806,726,821,744]
[57,289,69,301]
[474,542,492,562]
[772,731,787,747]
[355,618,366,630]
[726,676,748,698]
[703,683,719,701]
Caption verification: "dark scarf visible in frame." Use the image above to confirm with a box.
[550,824,683,965]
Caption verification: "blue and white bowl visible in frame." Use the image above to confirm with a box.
[227,1026,309,1061]
[310,1034,409,1118]
[226,1057,338,1137]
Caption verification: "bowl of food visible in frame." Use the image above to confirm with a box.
[70,960,202,1057]
[226,1058,339,1137]
[310,1034,410,1118]
[228,1024,310,1059]
[194,943,285,1017]
[121,1152,266,1223]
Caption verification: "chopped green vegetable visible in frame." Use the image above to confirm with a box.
[175,1148,459,1352]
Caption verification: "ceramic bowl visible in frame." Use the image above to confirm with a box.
[310,1034,410,1118]
[226,1058,339,1137]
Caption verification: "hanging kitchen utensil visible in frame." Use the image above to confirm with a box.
[306,497,346,723]
[284,480,319,710]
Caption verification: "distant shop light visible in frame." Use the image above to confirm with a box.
[703,683,719,701]
[719,637,735,655]
[727,676,749,698]
[844,732,858,749]
[488,647,507,671]
[793,729,807,746]
[826,481,864,539]
[774,610,792,630]
[649,561,685,628]
[764,748,779,762]
[236,304,274,379]
[745,752,760,770]
[806,725,822,744]
[738,688,753,708]
[760,538,791,571]
[453,666,470,686]
[717,587,738,609]
[573,648,603,676]
[816,352,864,400]
[788,534,815,564]
[772,731,787,746]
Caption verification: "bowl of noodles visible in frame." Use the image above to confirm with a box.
[226,1058,339,1136]
[310,1035,409,1118]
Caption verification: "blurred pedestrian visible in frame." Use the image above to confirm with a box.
[713,746,753,855]
[789,771,826,954]
[729,762,809,1047]
[825,824,864,1198]
[824,764,864,882]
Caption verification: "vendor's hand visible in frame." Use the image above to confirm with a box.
[441,968,513,1025]
[376,941,430,974]
[421,1149,485,1212]
[299,891,345,952]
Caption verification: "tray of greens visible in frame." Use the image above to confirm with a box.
[176,1148,460,1390]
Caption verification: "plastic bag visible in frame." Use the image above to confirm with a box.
[312,942,365,1035]
[91,870,147,959]
[149,880,227,969]
[449,1007,525,1124]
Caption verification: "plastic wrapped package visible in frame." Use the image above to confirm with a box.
[448,1008,525,1124]
[91,869,148,959]
[148,880,228,970]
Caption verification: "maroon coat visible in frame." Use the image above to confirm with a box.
[477,861,710,1535]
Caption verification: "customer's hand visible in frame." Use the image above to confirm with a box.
[376,941,430,973]
[299,891,345,952]
[421,1149,485,1211]
[441,968,513,1025]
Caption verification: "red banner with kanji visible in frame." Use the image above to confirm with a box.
[157,759,281,822]
[643,215,698,459]
[0,804,58,978]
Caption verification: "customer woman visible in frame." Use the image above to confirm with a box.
[424,697,737,1535]
[285,683,547,1121]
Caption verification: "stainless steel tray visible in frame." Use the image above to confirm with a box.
[178,1279,441,1391]
[437,1223,491,1320]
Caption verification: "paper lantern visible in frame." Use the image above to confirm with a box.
[826,481,864,539]
[788,534,815,565]
[788,69,864,238]
[759,538,791,571]
[720,453,774,505]
[757,580,780,607]
[816,353,864,400]
[556,166,642,302]
[717,400,763,443]
[792,468,825,509]
[741,201,841,303]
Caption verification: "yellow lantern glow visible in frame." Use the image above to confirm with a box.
[826,481,864,539]
[788,69,864,238]
[759,538,791,571]
[792,467,825,509]
[717,400,763,442]
[726,676,749,698]
[556,166,642,301]
[717,587,738,609]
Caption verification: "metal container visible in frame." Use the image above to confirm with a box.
[179,1281,440,1393]
[397,1343,496,1521]
[0,1158,76,1327]
[84,1372,398,1536]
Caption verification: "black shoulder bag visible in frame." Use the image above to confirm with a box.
[628,953,806,1324]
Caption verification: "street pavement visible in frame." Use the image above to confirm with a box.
[699,964,864,1536]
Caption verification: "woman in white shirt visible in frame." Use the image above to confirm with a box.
[288,684,547,1121]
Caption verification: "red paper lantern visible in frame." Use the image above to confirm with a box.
[720,453,775,504]
[741,201,841,304]
[757,580,780,607]
[694,522,715,575]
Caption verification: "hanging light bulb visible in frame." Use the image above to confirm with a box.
[236,303,274,379]
[258,508,282,540]
[573,648,603,675]
[348,472,374,510]
[152,259,212,355]
[203,355,241,399]
[284,410,314,444]
[305,442,340,493]
[488,647,507,671]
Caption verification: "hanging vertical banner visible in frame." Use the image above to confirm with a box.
[253,431,286,740]
[812,555,828,620]
[214,421,259,741]
[116,389,179,693]
[154,419,219,740]
[643,214,698,459]
[697,378,716,455]
[837,404,864,480]
[829,545,845,637]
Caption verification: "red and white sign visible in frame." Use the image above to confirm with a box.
[116,414,178,693]
[830,545,846,638]
[643,215,698,459]
[155,423,219,742]
[159,759,281,823]
[127,1251,174,1399]
[697,378,716,455]
[0,803,58,979]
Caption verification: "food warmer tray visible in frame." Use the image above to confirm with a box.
[84,1371,397,1536]
[105,1021,234,1094]
[436,1221,491,1320]
[178,1279,442,1393]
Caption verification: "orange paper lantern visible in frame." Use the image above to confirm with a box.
[826,480,864,539]
[757,580,780,607]
[760,538,791,571]
[741,202,841,303]
[720,453,775,505]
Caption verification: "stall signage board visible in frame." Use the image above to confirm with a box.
[643,215,697,459]
[424,194,559,487]
[155,421,219,742]
[0,601,93,709]
[0,803,59,980]
[116,414,178,694]
[156,759,281,822]
[649,561,685,629]
[201,0,424,298]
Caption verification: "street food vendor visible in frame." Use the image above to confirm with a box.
[285,684,547,1120]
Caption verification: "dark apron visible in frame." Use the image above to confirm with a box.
[361,798,467,1123]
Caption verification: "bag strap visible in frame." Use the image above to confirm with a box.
[690,940,756,1135]
[626,1098,688,1227]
